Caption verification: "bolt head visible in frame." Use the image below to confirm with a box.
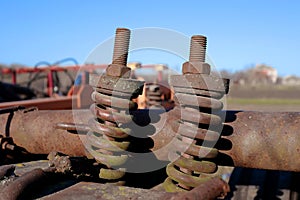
[182,61,211,75]
[106,64,131,78]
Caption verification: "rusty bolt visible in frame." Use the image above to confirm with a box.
[182,61,210,74]
[106,64,131,78]
[0,136,15,151]
[106,28,131,78]
[183,35,210,75]
[190,35,207,62]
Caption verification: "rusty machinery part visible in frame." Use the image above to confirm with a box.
[189,35,207,63]
[0,161,229,200]
[106,28,131,78]
[86,28,145,183]
[0,106,26,115]
[0,135,16,152]
[40,177,229,200]
[112,28,130,66]
[0,106,30,153]
[163,35,229,192]
[0,168,50,200]
[88,76,143,182]
[0,109,90,157]
[145,83,163,108]
[220,111,300,172]
[55,122,91,133]
[1,109,300,172]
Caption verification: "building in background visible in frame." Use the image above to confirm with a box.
[253,64,278,84]
[282,75,300,85]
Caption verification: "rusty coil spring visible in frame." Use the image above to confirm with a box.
[146,84,162,108]
[86,86,140,182]
[163,78,226,192]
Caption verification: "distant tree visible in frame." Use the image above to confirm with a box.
[10,63,25,69]
[0,63,8,69]
[220,70,232,79]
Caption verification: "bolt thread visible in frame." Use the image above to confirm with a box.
[189,35,207,63]
[112,28,130,66]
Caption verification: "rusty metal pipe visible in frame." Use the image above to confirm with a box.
[40,177,228,200]
[0,109,90,156]
[0,168,48,200]
[153,110,300,172]
[1,109,300,172]
[219,111,300,172]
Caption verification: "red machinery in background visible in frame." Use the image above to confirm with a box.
[0,64,106,109]
[0,62,174,110]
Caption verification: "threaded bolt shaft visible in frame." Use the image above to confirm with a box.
[189,35,207,63]
[112,28,130,66]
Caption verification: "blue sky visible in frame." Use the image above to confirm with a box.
[0,0,300,76]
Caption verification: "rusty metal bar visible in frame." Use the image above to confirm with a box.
[0,109,90,156]
[152,110,300,172]
[219,111,300,171]
[40,177,228,200]
[0,109,299,172]
[0,168,49,200]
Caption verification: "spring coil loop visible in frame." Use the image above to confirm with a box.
[146,84,162,108]
[163,75,227,192]
[86,84,141,182]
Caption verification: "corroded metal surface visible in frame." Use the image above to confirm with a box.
[111,28,130,67]
[89,73,144,95]
[41,177,229,200]
[106,28,131,78]
[182,35,209,74]
[86,27,146,183]
[0,168,49,200]
[220,111,300,171]
[170,74,228,92]
[42,182,172,200]
[163,34,228,192]
[0,109,300,172]
[0,109,90,156]
[189,35,207,63]
[146,84,163,107]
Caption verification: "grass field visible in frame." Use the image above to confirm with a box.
[225,85,300,112]
[227,98,300,105]
[226,98,300,112]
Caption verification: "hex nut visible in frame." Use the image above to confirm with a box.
[106,64,131,78]
[182,61,211,75]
